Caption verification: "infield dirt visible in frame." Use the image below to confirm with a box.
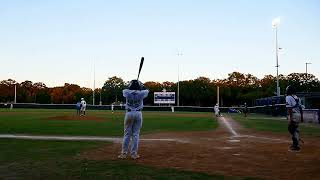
[81,116,320,180]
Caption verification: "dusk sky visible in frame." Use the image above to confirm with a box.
[1,0,319,88]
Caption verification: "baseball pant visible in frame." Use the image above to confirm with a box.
[81,107,86,115]
[288,122,300,148]
[121,111,143,156]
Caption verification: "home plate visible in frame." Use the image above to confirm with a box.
[228,139,240,143]
[219,147,233,150]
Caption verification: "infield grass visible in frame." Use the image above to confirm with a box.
[0,109,217,136]
[230,113,320,137]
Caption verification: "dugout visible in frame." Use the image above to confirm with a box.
[255,96,286,116]
[296,92,320,109]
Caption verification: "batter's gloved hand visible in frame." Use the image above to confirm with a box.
[140,84,147,90]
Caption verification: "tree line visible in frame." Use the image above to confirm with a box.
[1,72,319,107]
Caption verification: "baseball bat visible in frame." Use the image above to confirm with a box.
[137,57,144,80]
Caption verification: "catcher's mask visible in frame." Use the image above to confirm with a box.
[286,85,296,95]
[128,80,142,90]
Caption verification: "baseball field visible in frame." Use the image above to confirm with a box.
[0,109,320,180]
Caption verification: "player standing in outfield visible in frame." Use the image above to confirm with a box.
[80,98,87,116]
[214,103,221,117]
[118,80,149,160]
[243,103,248,117]
[286,85,304,152]
[111,103,114,113]
[76,101,81,115]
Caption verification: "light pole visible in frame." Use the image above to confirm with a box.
[305,62,312,79]
[177,50,183,106]
[272,17,281,96]
[217,86,220,106]
[93,59,95,105]
[99,90,102,105]
[14,84,17,103]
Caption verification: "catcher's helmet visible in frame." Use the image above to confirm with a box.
[286,85,296,95]
[128,80,142,90]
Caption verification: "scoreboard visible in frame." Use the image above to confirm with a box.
[154,92,175,104]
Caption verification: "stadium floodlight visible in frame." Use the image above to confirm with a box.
[272,17,280,28]
[272,17,281,96]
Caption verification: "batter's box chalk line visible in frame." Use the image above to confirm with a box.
[227,139,241,143]
[238,135,290,143]
[0,134,190,143]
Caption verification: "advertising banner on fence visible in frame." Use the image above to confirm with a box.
[154,92,175,104]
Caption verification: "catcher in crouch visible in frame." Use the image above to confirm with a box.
[118,80,149,160]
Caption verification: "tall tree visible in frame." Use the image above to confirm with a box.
[102,76,126,104]
[144,81,162,105]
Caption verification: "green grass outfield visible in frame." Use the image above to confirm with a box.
[230,113,320,137]
[0,109,260,179]
[0,109,218,136]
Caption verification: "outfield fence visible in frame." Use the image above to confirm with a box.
[1,103,319,123]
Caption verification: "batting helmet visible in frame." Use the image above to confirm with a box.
[286,85,296,95]
[128,80,143,90]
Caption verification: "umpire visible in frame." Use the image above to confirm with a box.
[286,85,304,152]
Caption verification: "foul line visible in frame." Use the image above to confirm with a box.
[218,117,289,143]
[220,117,239,136]
[239,135,290,143]
[0,134,188,143]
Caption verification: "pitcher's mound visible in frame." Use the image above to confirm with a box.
[47,115,105,121]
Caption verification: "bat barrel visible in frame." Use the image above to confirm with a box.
[137,57,144,80]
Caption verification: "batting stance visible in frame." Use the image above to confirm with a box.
[286,85,304,152]
[118,80,149,160]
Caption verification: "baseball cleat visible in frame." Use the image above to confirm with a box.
[131,154,140,160]
[299,138,304,144]
[288,146,301,152]
[117,153,127,159]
